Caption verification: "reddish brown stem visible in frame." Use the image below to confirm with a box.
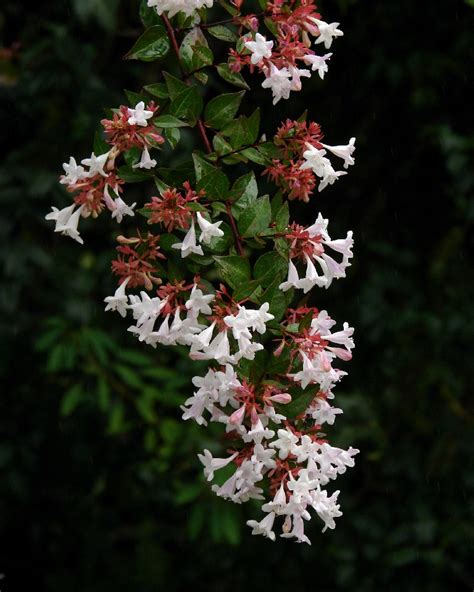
[162,13,243,257]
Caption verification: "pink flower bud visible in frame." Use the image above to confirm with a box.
[268,393,292,404]
[229,405,246,425]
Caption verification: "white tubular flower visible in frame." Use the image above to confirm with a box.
[280,514,311,545]
[302,53,333,79]
[310,399,343,425]
[246,512,277,541]
[60,156,86,185]
[270,429,299,460]
[104,277,130,317]
[81,152,109,178]
[132,146,157,170]
[321,137,356,168]
[289,65,311,91]
[279,259,300,292]
[300,143,327,177]
[261,64,292,105]
[297,254,328,293]
[244,33,273,65]
[310,18,344,49]
[196,212,224,244]
[147,0,214,19]
[110,196,136,223]
[198,449,238,481]
[172,220,204,258]
[45,203,85,244]
[262,483,287,514]
[185,284,214,317]
[127,101,153,127]
[311,489,343,532]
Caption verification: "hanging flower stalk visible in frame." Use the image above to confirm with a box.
[46,0,358,544]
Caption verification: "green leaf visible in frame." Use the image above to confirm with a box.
[207,25,238,42]
[204,91,245,130]
[216,63,250,90]
[240,146,267,165]
[139,0,162,27]
[284,385,319,418]
[60,385,83,417]
[237,195,271,237]
[274,202,290,230]
[144,82,169,99]
[125,25,170,62]
[165,126,181,149]
[93,131,109,156]
[193,154,230,200]
[213,256,251,290]
[117,165,152,183]
[254,252,288,288]
[231,172,258,217]
[154,114,189,128]
[179,28,213,74]
[259,277,288,322]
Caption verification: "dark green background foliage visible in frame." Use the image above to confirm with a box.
[1,0,473,590]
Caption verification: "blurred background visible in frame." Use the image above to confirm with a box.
[1,0,473,590]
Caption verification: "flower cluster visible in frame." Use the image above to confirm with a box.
[228,0,343,104]
[264,119,356,201]
[46,0,360,545]
[46,102,162,242]
[181,303,357,542]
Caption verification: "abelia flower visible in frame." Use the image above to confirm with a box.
[244,33,274,65]
[196,212,224,244]
[60,157,86,185]
[45,203,85,244]
[81,152,109,178]
[172,220,204,258]
[261,64,292,104]
[302,52,332,79]
[147,0,214,19]
[133,147,157,170]
[310,18,344,49]
[127,101,154,127]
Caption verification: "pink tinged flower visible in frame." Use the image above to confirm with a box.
[246,512,276,541]
[45,203,85,244]
[310,18,344,49]
[228,404,246,426]
[279,259,300,292]
[110,196,136,224]
[311,399,343,426]
[244,417,275,444]
[244,33,273,65]
[267,393,292,404]
[104,276,130,317]
[81,152,109,178]
[127,101,154,127]
[172,220,204,258]
[289,66,311,92]
[280,514,311,545]
[311,489,343,532]
[197,449,238,482]
[261,64,292,105]
[321,137,356,168]
[262,483,288,514]
[302,53,333,79]
[60,156,86,185]
[252,443,277,470]
[270,428,299,460]
[132,146,157,170]
[196,212,224,244]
